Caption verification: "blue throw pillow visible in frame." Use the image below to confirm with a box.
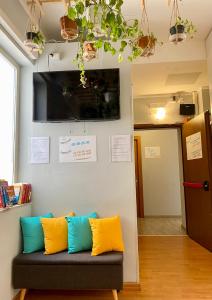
[20,213,53,253]
[66,212,97,254]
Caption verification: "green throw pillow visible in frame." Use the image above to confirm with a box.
[20,213,53,253]
[66,212,97,254]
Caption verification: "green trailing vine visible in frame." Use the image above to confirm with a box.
[68,0,143,85]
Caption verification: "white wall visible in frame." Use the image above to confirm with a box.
[206,31,212,109]
[0,204,31,300]
[135,129,185,221]
[18,43,139,283]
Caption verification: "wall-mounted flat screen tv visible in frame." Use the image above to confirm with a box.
[33,68,120,122]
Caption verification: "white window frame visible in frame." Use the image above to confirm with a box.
[0,48,19,183]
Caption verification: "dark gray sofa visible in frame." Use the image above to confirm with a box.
[12,250,123,300]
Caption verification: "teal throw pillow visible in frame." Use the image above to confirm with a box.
[20,213,53,253]
[66,212,97,254]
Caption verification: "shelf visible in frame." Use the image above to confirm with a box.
[0,202,32,213]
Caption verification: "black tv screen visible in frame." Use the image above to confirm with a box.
[33,69,120,122]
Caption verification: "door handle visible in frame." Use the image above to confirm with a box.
[183,181,209,191]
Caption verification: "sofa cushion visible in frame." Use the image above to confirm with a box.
[41,212,75,255]
[13,251,123,266]
[89,216,124,256]
[20,213,54,254]
[66,212,98,254]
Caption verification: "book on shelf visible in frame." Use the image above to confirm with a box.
[6,186,15,204]
[0,182,32,208]
[1,186,9,207]
[14,183,32,204]
[0,187,5,208]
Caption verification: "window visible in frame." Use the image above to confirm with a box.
[0,52,17,184]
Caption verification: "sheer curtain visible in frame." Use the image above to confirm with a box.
[0,53,16,184]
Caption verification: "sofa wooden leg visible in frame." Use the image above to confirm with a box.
[20,289,27,300]
[112,289,118,300]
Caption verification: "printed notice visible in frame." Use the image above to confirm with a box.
[145,146,161,159]
[59,136,97,162]
[186,132,203,160]
[110,135,131,162]
[29,137,50,164]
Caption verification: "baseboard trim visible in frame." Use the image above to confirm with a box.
[123,282,141,291]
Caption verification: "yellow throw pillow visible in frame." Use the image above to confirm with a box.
[41,212,75,255]
[89,216,124,256]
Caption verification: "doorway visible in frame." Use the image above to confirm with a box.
[134,125,187,236]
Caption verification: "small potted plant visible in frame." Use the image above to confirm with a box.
[137,33,157,57]
[168,0,196,43]
[87,5,105,38]
[60,15,78,40]
[83,42,97,62]
[169,17,196,43]
[170,17,197,41]
[24,26,45,54]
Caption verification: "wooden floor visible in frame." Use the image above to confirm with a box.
[25,236,212,300]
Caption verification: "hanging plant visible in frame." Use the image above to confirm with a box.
[60,15,78,40]
[169,0,196,43]
[137,33,157,57]
[24,1,45,54]
[87,5,105,38]
[83,42,97,61]
[25,25,45,54]
[134,0,160,57]
[68,0,144,86]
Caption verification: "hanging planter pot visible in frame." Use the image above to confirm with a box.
[87,6,105,38]
[137,35,156,57]
[60,16,78,40]
[24,31,40,52]
[168,0,196,44]
[83,42,97,62]
[169,24,186,43]
[26,31,37,40]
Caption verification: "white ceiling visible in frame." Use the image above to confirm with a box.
[39,0,212,42]
[132,60,209,97]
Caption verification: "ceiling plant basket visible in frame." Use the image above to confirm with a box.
[60,15,78,40]
[169,23,186,43]
[138,34,156,57]
[24,30,40,52]
[83,42,97,62]
[136,0,158,57]
[24,1,45,54]
[87,5,105,38]
[168,0,196,44]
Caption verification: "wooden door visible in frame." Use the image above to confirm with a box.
[134,136,144,218]
[182,111,212,251]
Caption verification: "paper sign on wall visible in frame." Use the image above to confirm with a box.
[59,136,97,162]
[110,135,132,162]
[29,137,50,164]
[145,146,160,159]
[186,131,203,160]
